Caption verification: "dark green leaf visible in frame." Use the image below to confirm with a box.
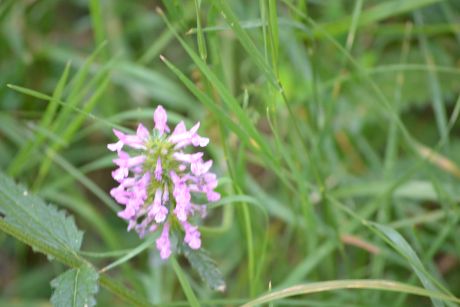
[50,265,99,307]
[182,245,226,292]
[0,172,83,256]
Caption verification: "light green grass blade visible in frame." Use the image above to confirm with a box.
[210,0,279,88]
[329,195,454,305]
[242,280,460,307]
[194,0,207,61]
[100,236,156,273]
[34,73,111,188]
[50,42,108,134]
[7,62,71,177]
[158,9,272,156]
[7,84,53,100]
[45,151,119,212]
[158,10,297,195]
[414,11,449,142]
[160,56,252,147]
[89,0,108,59]
[318,0,443,37]
[138,28,175,65]
[368,223,450,307]
[268,0,279,76]
[171,257,200,307]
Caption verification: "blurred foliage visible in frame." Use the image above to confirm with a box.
[1,0,460,306]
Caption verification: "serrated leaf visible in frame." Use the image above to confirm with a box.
[51,265,99,307]
[182,245,226,292]
[0,172,83,256]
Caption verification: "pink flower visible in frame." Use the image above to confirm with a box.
[154,158,163,181]
[156,223,171,259]
[108,105,220,259]
[183,221,201,249]
[154,105,170,135]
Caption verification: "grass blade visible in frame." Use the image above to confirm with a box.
[242,280,460,307]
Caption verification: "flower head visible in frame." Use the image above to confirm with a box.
[108,105,220,259]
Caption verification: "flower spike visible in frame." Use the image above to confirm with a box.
[109,105,220,259]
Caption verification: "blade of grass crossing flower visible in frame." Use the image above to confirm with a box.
[242,280,460,307]
[171,257,200,307]
[7,62,71,176]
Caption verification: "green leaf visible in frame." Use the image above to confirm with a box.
[0,171,83,257]
[0,172,154,306]
[182,245,226,292]
[50,265,99,307]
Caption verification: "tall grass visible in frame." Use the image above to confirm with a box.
[1,0,460,306]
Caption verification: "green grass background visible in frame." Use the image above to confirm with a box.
[1,0,460,306]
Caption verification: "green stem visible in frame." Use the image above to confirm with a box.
[171,257,200,307]
[241,201,256,297]
[99,275,153,307]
